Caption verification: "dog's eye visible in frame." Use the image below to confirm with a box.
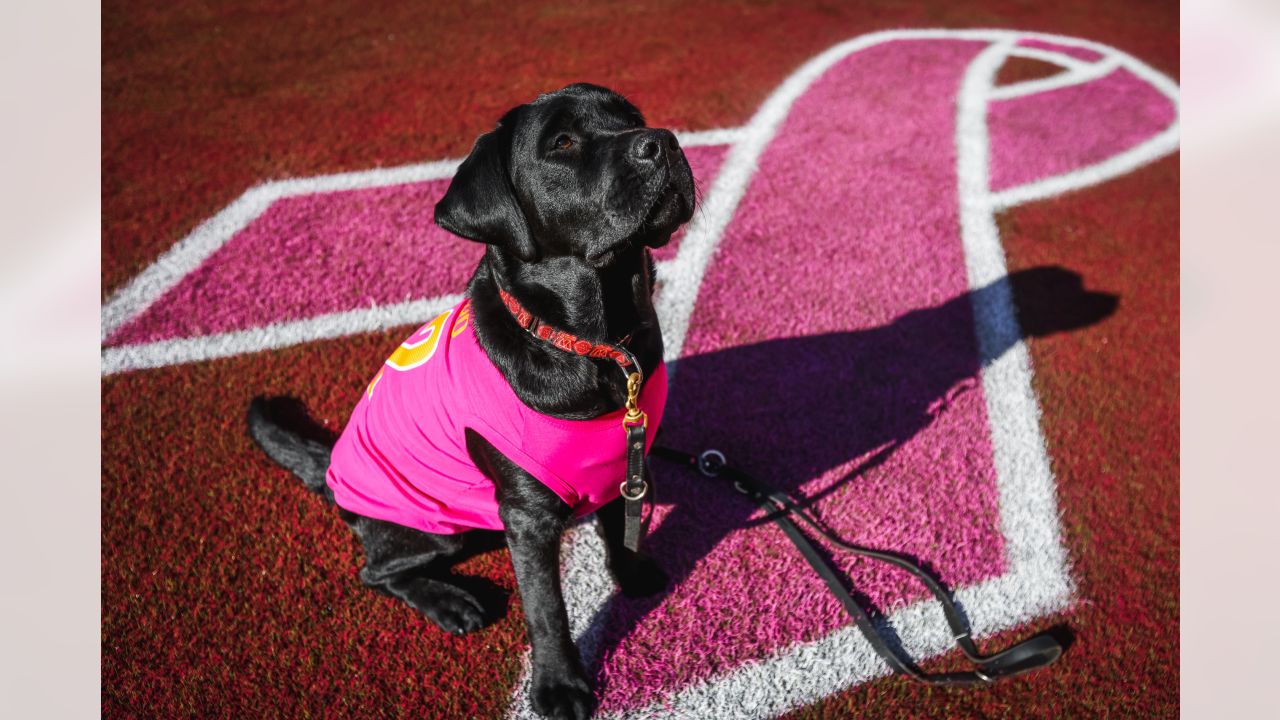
[553,134,575,151]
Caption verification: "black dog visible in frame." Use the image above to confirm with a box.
[247,83,695,720]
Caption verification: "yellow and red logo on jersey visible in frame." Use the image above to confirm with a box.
[366,303,471,399]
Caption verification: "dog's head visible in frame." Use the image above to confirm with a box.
[434,83,695,267]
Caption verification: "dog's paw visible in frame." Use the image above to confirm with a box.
[413,583,487,636]
[614,554,669,598]
[530,669,596,720]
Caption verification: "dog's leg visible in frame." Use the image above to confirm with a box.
[348,514,488,636]
[466,431,595,720]
[595,495,668,598]
[500,487,595,720]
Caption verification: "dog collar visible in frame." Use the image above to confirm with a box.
[493,284,636,371]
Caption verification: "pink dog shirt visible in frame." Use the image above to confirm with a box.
[326,298,668,534]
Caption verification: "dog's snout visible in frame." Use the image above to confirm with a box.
[630,129,677,163]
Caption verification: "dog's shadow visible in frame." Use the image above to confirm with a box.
[581,265,1115,683]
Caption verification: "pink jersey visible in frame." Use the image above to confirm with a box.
[326,298,667,534]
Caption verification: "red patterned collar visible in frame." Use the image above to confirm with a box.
[495,287,636,370]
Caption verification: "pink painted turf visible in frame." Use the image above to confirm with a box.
[594,38,1008,712]
[105,145,727,346]
[988,67,1176,192]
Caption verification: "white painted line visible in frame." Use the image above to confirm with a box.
[267,158,464,197]
[101,294,463,375]
[990,121,1179,210]
[953,30,1077,643]
[675,127,749,147]
[101,187,278,341]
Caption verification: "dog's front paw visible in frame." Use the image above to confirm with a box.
[530,668,596,720]
[615,554,669,598]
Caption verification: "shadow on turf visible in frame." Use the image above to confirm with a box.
[583,265,1114,687]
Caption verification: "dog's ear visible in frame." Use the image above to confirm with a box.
[434,112,538,262]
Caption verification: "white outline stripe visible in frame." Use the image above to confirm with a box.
[671,127,749,147]
[101,188,277,342]
[954,31,1078,654]
[100,294,463,374]
[989,118,1180,209]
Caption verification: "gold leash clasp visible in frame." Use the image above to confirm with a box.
[623,371,647,428]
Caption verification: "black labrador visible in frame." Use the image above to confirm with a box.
[247,83,695,720]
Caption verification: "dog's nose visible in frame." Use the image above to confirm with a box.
[630,130,676,163]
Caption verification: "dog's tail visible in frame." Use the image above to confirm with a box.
[246,396,335,499]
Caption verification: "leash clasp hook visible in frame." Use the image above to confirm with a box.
[623,371,647,428]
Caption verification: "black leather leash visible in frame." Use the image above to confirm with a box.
[617,348,649,553]
[649,445,1064,686]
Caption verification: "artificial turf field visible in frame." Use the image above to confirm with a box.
[102,2,1178,717]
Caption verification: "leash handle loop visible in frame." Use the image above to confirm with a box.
[621,423,649,552]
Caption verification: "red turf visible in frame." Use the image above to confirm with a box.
[103,1,1178,717]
